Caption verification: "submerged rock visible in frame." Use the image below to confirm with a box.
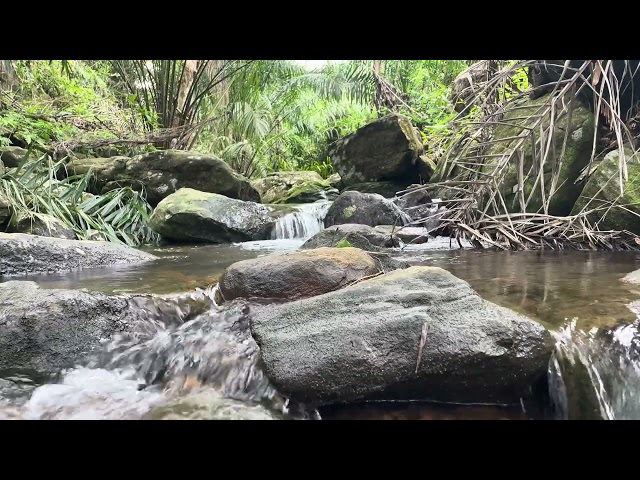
[145,390,280,420]
[0,282,145,375]
[324,191,410,228]
[0,232,157,276]
[571,147,640,234]
[149,188,285,243]
[328,114,423,186]
[251,266,553,406]
[301,223,399,249]
[218,247,380,302]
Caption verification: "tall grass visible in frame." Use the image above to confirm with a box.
[1,152,158,246]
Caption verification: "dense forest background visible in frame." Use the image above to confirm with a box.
[2,60,639,251]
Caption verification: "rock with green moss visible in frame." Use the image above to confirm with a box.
[327,173,341,188]
[328,114,424,186]
[64,156,129,194]
[486,93,596,215]
[342,180,410,198]
[79,150,260,205]
[251,171,337,204]
[324,191,410,228]
[301,223,400,250]
[123,150,260,205]
[149,188,282,243]
[571,147,640,233]
[10,213,76,240]
[0,146,30,168]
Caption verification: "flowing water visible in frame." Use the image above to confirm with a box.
[271,201,332,240]
[3,201,640,419]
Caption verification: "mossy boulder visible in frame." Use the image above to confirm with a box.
[302,223,400,249]
[485,93,596,216]
[0,146,30,168]
[149,188,282,243]
[571,147,640,233]
[324,191,410,228]
[77,150,260,205]
[251,171,337,204]
[125,150,260,205]
[328,114,423,186]
[218,247,381,302]
[64,156,129,194]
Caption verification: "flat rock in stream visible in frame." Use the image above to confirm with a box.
[218,247,380,302]
[251,266,554,406]
[0,233,157,276]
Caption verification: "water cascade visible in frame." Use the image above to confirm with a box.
[271,201,332,240]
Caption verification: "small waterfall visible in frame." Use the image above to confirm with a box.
[548,312,640,420]
[271,201,332,240]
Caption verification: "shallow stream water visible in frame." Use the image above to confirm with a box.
[3,202,640,420]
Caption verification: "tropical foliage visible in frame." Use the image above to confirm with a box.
[1,152,158,246]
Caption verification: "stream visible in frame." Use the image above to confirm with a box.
[2,201,640,420]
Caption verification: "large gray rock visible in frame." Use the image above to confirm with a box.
[251,266,554,406]
[149,188,285,243]
[218,247,380,302]
[301,224,400,249]
[0,281,143,375]
[328,114,423,186]
[123,150,260,205]
[0,146,30,168]
[0,232,157,276]
[324,191,410,228]
[63,156,129,194]
[63,151,261,205]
